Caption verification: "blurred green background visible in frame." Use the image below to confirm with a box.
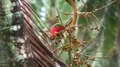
[0,0,120,67]
[29,0,119,66]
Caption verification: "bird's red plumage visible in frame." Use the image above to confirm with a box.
[50,25,64,37]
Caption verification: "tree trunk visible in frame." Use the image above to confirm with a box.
[0,0,15,67]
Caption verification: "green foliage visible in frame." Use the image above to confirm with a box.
[1,0,119,67]
[30,0,119,67]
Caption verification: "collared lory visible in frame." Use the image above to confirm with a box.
[50,23,64,37]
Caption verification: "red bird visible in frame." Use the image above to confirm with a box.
[50,24,64,37]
